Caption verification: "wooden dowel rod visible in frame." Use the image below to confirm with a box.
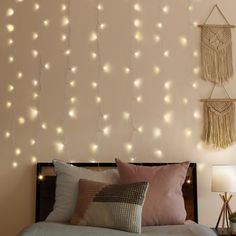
[198,24,235,28]
[200,99,236,102]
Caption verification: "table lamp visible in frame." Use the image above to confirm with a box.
[212,165,236,231]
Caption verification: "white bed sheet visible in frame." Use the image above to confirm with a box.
[18,222,216,236]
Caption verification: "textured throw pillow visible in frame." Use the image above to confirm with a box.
[46,160,120,222]
[71,179,149,233]
[115,159,189,226]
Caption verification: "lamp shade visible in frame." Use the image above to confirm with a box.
[212,165,236,193]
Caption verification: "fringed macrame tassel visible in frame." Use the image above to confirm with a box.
[201,26,233,85]
[202,101,235,149]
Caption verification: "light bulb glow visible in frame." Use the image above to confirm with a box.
[32,50,39,58]
[125,143,133,152]
[61,34,67,41]
[54,142,64,153]
[162,5,169,14]
[5,131,11,138]
[34,3,40,10]
[15,148,21,156]
[99,23,107,30]
[61,4,67,11]
[62,16,70,26]
[12,161,18,168]
[41,123,47,130]
[103,114,109,120]
[124,67,130,74]
[134,31,143,41]
[8,38,14,45]
[31,156,37,163]
[56,127,63,134]
[153,128,161,138]
[97,4,103,10]
[164,50,170,57]
[183,98,188,104]
[89,32,98,41]
[68,109,77,118]
[134,78,142,88]
[103,126,111,136]
[32,80,38,87]
[193,50,198,57]
[70,97,76,104]
[137,126,143,133]
[91,52,97,59]
[17,72,23,79]
[29,107,39,120]
[134,51,141,59]
[18,117,25,125]
[184,129,192,138]
[193,67,200,75]
[136,96,142,103]
[91,143,98,153]
[64,49,71,55]
[32,32,39,40]
[134,3,142,12]
[6,101,12,108]
[134,19,142,28]
[30,139,36,146]
[163,112,172,124]
[188,5,194,11]
[193,110,201,119]
[123,112,130,120]
[8,56,15,63]
[157,22,163,29]
[70,80,76,87]
[71,67,77,73]
[154,35,160,43]
[103,63,111,73]
[154,66,160,75]
[6,24,15,32]
[164,94,172,104]
[192,82,198,89]
[43,19,49,27]
[164,81,172,90]
[130,157,136,162]
[44,63,50,70]
[95,96,102,103]
[179,36,188,47]
[6,8,14,17]
[8,84,14,92]
[38,175,44,180]
[154,150,163,158]
[91,82,98,89]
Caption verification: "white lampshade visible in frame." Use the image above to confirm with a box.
[212,165,236,193]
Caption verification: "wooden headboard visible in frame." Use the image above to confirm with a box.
[36,162,198,223]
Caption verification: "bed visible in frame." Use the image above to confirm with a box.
[18,162,216,236]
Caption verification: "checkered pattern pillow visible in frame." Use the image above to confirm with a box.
[70,179,149,233]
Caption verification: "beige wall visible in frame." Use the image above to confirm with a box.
[1,0,236,235]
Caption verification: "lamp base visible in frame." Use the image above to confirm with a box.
[215,192,232,231]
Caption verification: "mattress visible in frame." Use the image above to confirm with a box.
[18,222,216,236]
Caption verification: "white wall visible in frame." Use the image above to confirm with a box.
[1,0,236,235]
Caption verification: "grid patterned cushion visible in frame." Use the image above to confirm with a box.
[70,179,149,233]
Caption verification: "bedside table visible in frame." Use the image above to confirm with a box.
[211,228,232,235]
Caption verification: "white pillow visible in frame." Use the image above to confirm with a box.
[46,160,120,222]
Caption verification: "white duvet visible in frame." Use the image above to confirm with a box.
[18,222,216,236]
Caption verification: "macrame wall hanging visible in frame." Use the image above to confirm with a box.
[199,5,234,85]
[199,5,236,149]
[201,86,236,149]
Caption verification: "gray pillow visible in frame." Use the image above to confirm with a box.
[46,160,120,222]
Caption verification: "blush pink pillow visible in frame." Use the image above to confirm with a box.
[115,159,189,226]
